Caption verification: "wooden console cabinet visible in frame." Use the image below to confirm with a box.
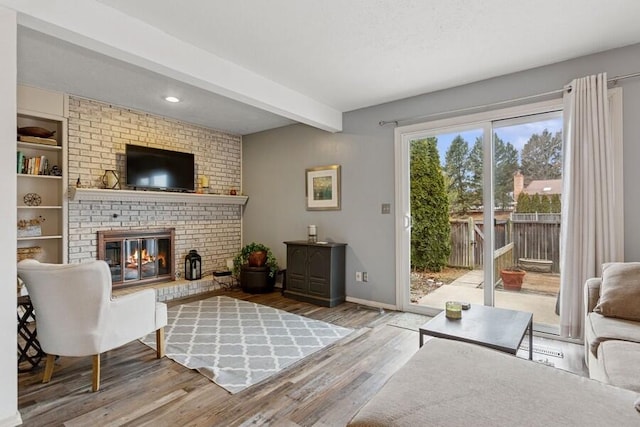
[283,241,346,307]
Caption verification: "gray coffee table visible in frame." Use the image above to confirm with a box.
[419,304,533,360]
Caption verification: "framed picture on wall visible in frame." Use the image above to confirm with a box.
[306,165,341,211]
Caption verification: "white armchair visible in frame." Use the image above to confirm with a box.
[17,259,168,392]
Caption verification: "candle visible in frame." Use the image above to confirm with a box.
[445,301,462,319]
[200,175,209,188]
[308,225,317,243]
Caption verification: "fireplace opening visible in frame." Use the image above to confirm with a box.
[98,229,175,288]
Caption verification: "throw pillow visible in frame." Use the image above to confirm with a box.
[594,262,640,321]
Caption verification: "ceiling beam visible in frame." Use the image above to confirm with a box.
[1,0,342,132]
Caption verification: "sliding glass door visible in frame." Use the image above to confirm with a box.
[395,100,563,333]
[492,113,562,333]
[401,125,488,316]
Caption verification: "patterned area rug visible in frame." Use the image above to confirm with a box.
[141,296,352,393]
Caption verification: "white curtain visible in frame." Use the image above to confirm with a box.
[560,73,623,339]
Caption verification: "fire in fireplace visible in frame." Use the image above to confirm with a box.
[98,229,175,288]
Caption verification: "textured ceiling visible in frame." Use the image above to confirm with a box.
[10,0,640,134]
[96,0,640,110]
[17,28,295,135]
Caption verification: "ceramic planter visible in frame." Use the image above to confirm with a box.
[500,269,525,291]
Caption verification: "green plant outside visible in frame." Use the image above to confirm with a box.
[410,138,451,272]
[232,242,279,278]
[515,192,561,213]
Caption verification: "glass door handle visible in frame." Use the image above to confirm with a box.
[403,215,413,229]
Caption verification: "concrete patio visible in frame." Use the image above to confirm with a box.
[417,269,560,329]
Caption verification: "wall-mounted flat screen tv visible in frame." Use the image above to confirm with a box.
[126,144,195,192]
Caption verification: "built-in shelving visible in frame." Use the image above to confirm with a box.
[16,85,68,264]
[69,187,249,205]
[17,141,62,152]
[17,206,62,210]
[17,174,62,180]
[17,235,63,241]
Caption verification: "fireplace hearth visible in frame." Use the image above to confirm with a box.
[98,229,175,288]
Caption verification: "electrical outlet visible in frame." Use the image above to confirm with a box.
[381,203,391,214]
[355,271,362,282]
[362,272,368,282]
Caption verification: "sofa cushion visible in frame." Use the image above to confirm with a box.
[587,312,640,355]
[598,340,640,393]
[594,262,640,321]
[348,338,640,426]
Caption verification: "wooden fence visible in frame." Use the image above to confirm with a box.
[511,216,561,273]
[511,213,561,223]
[449,219,475,269]
[448,216,560,274]
[494,242,514,284]
[448,219,510,269]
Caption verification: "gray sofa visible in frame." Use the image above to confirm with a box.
[584,266,640,392]
[348,338,640,426]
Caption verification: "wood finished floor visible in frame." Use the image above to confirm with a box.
[17,290,587,426]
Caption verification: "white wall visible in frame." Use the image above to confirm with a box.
[243,42,640,307]
[0,6,20,427]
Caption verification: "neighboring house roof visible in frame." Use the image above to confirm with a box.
[523,179,562,195]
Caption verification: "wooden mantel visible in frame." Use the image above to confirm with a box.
[69,187,249,205]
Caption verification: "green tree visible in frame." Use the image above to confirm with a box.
[550,193,561,213]
[410,138,451,271]
[442,172,456,214]
[444,135,470,214]
[530,194,542,212]
[494,134,520,209]
[538,195,551,213]
[516,193,561,213]
[521,129,562,185]
[515,192,531,213]
[467,137,483,208]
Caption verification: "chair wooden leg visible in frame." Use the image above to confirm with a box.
[92,354,101,392]
[156,327,165,359]
[42,354,56,384]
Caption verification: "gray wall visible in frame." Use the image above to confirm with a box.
[243,42,640,307]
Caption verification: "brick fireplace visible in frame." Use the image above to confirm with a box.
[65,95,243,297]
[98,229,175,288]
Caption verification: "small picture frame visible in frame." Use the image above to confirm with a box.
[306,165,341,211]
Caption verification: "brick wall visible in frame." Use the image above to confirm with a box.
[67,96,243,278]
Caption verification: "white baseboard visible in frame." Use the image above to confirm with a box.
[346,296,397,311]
[0,411,22,427]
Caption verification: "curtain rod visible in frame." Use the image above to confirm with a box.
[379,71,640,127]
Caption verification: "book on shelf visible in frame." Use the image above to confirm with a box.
[40,156,48,175]
[18,135,59,146]
[17,151,23,173]
[17,154,49,175]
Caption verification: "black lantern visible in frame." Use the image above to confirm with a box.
[185,250,202,281]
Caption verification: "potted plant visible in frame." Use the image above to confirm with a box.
[500,265,526,291]
[232,242,279,279]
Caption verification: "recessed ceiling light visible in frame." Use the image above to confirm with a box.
[164,96,180,103]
